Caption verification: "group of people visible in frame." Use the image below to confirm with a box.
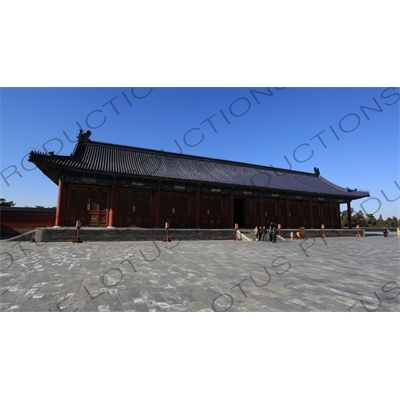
[254,223,278,243]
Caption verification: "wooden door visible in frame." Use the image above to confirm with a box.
[160,193,189,228]
[289,201,300,228]
[321,202,331,228]
[312,202,321,228]
[264,199,277,226]
[67,186,108,227]
[200,195,222,228]
[88,188,108,226]
[116,190,151,227]
[301,202,310,227]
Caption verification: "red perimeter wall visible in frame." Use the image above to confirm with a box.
[1,208,56,237]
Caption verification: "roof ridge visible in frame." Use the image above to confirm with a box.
[318,175,369,195]
[0,206,56,212]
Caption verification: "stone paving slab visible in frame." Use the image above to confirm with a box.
[1,234,399,312]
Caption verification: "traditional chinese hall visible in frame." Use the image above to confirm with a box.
[28,131,369,230]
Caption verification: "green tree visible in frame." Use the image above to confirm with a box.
[0,198,16,207]
[338,209,398,228]
[340,208,353,227]
[365,213,377,227]
[352,210,366,227]
[386,216,399,228]
[376,214,384,227]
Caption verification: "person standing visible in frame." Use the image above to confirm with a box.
[269,223,273,242]
[258,226,263,242]
[272,227,277,243]
[254,225,259,241]
[261,226,266,242]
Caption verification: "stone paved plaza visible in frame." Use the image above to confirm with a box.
[1,234,399,312]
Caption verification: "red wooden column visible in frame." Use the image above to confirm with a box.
[54,178,66,227]
[154,188,161,227]
[107,184,117,228]
[347,201,352,229]
[308,200,313,228]
[63,182,69,225]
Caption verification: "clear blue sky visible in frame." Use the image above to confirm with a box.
[1,87,399,219]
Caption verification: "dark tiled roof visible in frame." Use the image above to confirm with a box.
[29,138,370,199]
